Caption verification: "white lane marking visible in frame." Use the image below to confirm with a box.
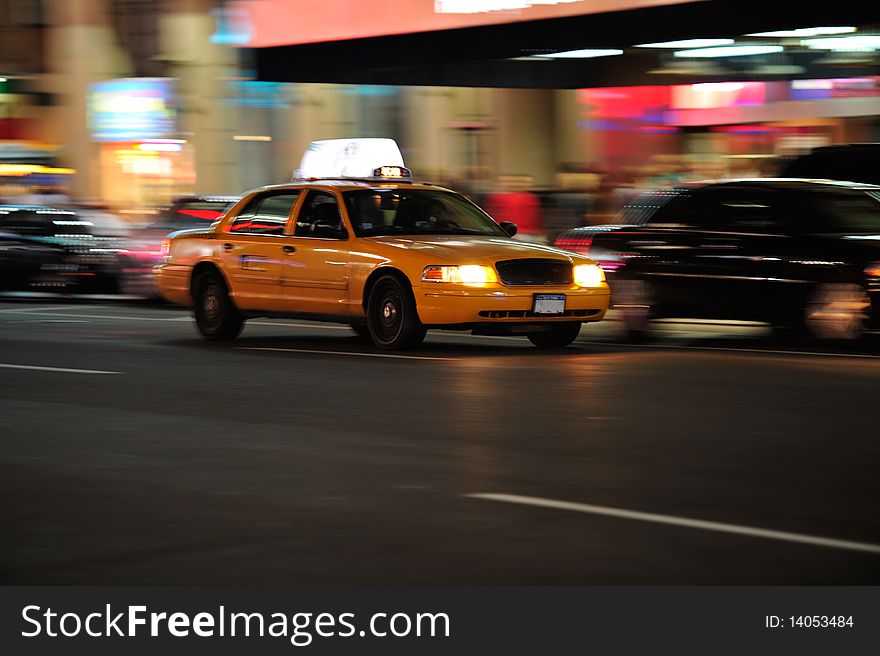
[0,310,178,322]
[579,341,880,360]
[1,319,88,324]
[440,333,524,342]
[0,363,122,375]
[0,305,82,314]
[249,321,350,330]
[466,493,880,555]
[0,308,344,330]
[1,308,874,359]
[238,346,458,361]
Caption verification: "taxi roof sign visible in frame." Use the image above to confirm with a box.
[294,138,410,181]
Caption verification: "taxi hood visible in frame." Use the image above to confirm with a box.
[367,234,580,263]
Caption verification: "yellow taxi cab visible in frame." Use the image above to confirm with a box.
[155,140,610,349]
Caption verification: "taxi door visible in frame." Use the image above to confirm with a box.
[219,190,302,312]
[280,189,351,317]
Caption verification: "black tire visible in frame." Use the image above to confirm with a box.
[768,321,807,344]
[802,282,870,341]
[527,322,582,348]
[192,269,245,341]
[366,274,426,350]
[612,276,654,340]
[350,322,371,339]
[99,272,122,295]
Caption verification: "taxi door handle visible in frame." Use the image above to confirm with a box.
[281,245,296,254]
[223,242,235,251]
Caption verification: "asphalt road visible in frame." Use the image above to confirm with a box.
[1,295,879,584]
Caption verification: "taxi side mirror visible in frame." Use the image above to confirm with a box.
[500,221,518,237]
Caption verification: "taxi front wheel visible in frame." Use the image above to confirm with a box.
[527,322,582,348]
[193,270,245,341]
[366,275,426,350]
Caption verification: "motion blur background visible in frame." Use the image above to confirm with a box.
[3,1,880,586]
[2,0,879,243]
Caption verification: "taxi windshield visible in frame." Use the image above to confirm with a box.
[343,189,507,238]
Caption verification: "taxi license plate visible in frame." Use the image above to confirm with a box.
[533,294,566,315]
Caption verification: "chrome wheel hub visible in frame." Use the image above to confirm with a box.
[203,286,220,321]
[382,301,397,323]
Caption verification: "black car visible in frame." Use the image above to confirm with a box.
[121,194,239,297]
[778,143,880,186]
[554,179,880,340]
[0,206,125,292]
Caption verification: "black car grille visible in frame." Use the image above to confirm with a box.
[495,258,573,286]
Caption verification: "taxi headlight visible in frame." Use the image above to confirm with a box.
[573,263,605,287]
[422,265,498,284]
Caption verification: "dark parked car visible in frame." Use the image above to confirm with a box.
[554,179,880,340]
[120,194,239,296]
[0,206,125,292]
[778,143,880,186]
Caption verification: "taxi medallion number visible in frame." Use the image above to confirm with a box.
[533,294,566,315]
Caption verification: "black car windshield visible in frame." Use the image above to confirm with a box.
[343,189,507,237]
[154,200,235,229]
[0,210,94,237]
[807,189,880,234]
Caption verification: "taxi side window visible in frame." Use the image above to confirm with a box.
[295,191,347,239]
[229,192,300,235]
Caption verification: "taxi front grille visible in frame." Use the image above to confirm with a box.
[479,309,599,319]
[495,258,573,286]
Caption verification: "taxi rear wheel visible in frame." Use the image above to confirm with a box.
[193,270,245,341]
[350,322,370,340]
[366,275,426,350]
[527,322,582,348]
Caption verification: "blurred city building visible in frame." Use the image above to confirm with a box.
[0,0,878,237]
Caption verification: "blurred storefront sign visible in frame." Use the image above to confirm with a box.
[89,78,177,142]
[232,0,694,48]
[577,76,880,178]
[0,143,73,201]
[223,80,289,108]
[790,76,880,101]
[88,79,193,209]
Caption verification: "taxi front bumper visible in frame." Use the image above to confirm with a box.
[415,282,611,326]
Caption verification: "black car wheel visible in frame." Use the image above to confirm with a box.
[527,322,582,348]
[803,282,870,341]
[366,274,426,350]
[613,277,654,339]
[193,270,245,341]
